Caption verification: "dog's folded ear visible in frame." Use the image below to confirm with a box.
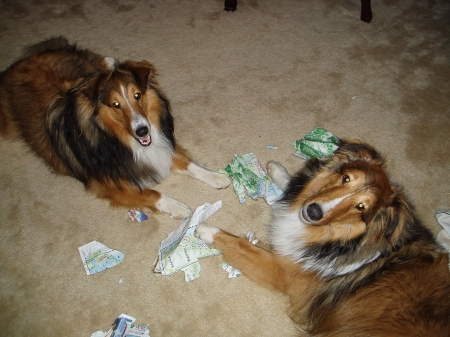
[369,189,415,247]
[122,60,158,90]
[335,139,384,165]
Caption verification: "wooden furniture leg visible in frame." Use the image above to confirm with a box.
[224,0,237,12]
[361,0,372,23]
[223,1,372,23]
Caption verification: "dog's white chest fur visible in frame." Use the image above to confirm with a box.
[131,128,174,187]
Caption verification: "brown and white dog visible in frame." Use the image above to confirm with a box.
[0,37,230,218]
[196,140,450,336]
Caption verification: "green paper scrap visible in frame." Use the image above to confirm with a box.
[152,201,223,282]
[221,153,283,205]
[292,127,339,160]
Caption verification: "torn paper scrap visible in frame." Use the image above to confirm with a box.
[265,183,284,205]
[436,230,450,269]
[222,153,282,205]
[436,210,450,269]
[152,201,223,282]
[128,210,148,222]
[436,210,450,236]
[91,313,150,337]
[292,127,339,160]
[78,241,124,275]
[219,263,242,278]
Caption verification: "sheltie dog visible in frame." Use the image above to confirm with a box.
[196,140,450,336]
[0,36,230,218]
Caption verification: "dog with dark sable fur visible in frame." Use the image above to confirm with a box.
[0,36,230,218]
[196,140,450,336]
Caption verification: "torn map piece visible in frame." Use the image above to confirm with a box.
[222,153,283,205]
[78,241,124,275]
[292,127,339,160]
[128,209,148,222]
[91,313,150,337]
[152,201,223,282]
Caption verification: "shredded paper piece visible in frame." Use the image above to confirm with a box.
[152,201,223,282]
[78,241,124,275]
[91,313,150,337]
[292,127,339,160]
[222,153,283,205]
[219,263,242,278]
[436,210,450,269]
[128,210,148,222]
[436,210,450,237]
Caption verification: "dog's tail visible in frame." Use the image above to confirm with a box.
[22,36,75,58]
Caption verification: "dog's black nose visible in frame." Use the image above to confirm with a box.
[307,203,323,221]
[136,126,149,137]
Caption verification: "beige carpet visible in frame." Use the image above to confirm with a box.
[1,0,449,336]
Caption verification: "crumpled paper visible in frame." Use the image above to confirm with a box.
[221,153,283,205]
[78,241,124,275]
[292,127,339,160]
[128,210,148,222]
[152,201,223,282]
[436,210,450,269]
[91,313,150,337]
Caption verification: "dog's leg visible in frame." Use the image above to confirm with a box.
[88,181,192,219]
[172,146,231,189]
[267,161,291,192]
[195,224,289,292]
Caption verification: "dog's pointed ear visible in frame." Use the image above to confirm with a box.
[123,60,158,90]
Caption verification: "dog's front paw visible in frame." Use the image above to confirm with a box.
[156,195,192,219]
[267,161,291,192]
[187,163,231,189]
[206,172,231,189]
[195,223,220,245]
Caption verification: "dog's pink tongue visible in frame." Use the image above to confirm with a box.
[139,135,151,146]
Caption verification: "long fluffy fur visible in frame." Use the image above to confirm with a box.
[0,36,229,217]
[196,140,450,336]
[1,37,173,187]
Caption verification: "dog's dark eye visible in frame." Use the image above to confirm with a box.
[134,93,141,100]
[112,102,120,108]
[356,203,365,211]
[342,174,350,183]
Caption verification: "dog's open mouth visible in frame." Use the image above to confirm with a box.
[137,134,151,146]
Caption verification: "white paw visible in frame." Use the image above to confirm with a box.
[156,195,192,219]
[267,161,291,192]
[195,223,220,245]
[187,163,231,189]
[204,171,231,189]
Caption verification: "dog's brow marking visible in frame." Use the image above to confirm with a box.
[120,84,133,110]
[321,195,347,213]
[120,84,142,125]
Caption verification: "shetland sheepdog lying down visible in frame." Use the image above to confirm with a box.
[196,140,450,336]
[0,36,229,218]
